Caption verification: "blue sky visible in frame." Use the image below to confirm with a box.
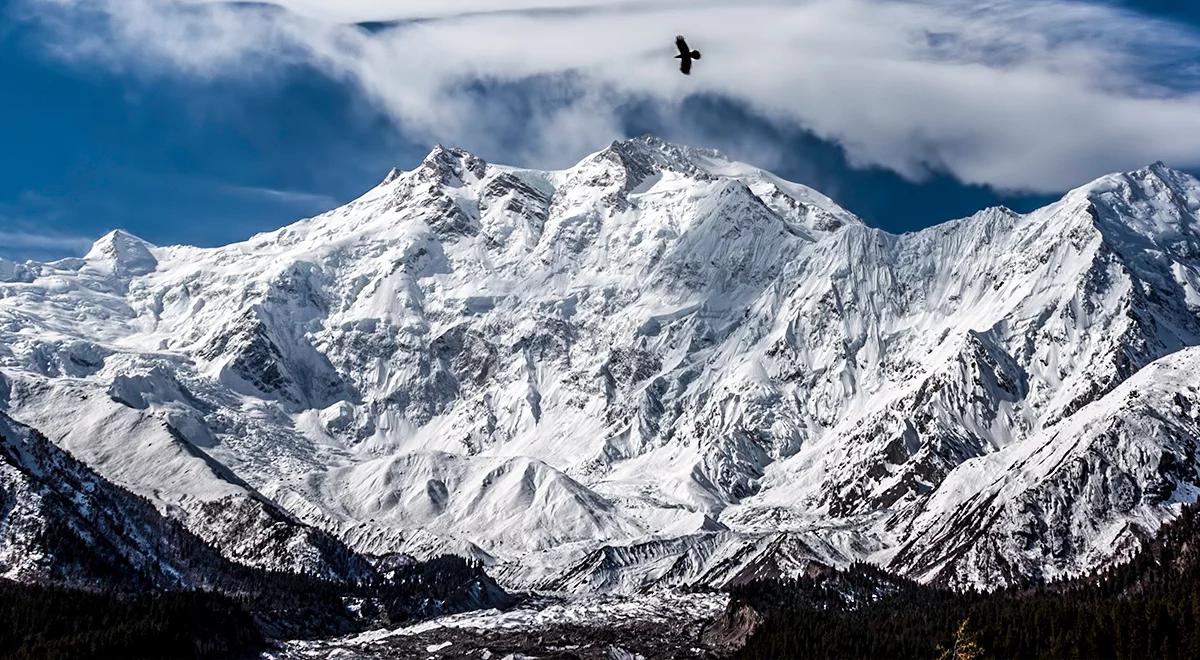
[2,0,1200,261]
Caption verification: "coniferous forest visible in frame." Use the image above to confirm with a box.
[0,555,508,659]
[730,506,1200,659]
[0,581,261,659]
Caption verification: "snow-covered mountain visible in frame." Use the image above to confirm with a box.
[2,136,1198,591]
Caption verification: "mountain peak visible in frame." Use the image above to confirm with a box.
[598,135,722,181]
[84,229,158,276]
[1062,162,1200,242]
[1069,161,1196,199]
[418,144,487,186]
[610,134,724,159]
[559,135,861,231]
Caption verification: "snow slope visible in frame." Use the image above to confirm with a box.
[2,137,1199,590]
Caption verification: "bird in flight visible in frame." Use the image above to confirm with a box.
[675,35,702,75]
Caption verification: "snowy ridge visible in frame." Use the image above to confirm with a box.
[0,410,246,589]
[2,136,1200,591]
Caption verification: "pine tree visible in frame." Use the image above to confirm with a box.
[936,617,986,660]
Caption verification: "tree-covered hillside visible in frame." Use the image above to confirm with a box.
[729,506,1200,659]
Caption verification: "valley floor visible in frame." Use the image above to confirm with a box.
[269,591,729,660]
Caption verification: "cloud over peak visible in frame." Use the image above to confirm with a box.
[20,0,1200,192]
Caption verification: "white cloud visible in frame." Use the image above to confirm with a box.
[20,0,1200,192]
[217,183,340,210]
[192,0,659,22]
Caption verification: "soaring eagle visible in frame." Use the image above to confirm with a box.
[675,35,702,75]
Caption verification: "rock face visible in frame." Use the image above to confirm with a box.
[1,136,1199,591]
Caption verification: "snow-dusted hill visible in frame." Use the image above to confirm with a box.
[0,410,367,590]
[2,136,1198,590]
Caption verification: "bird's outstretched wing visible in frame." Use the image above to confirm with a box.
[680,56,692,75]
[676,35,691,58]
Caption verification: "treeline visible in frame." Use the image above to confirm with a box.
[731,507,1200,659]
[0,554,511,658]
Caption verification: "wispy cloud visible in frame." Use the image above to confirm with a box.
[19,0,1200,192]
[216,183,341,210]
[0,225,94,258]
